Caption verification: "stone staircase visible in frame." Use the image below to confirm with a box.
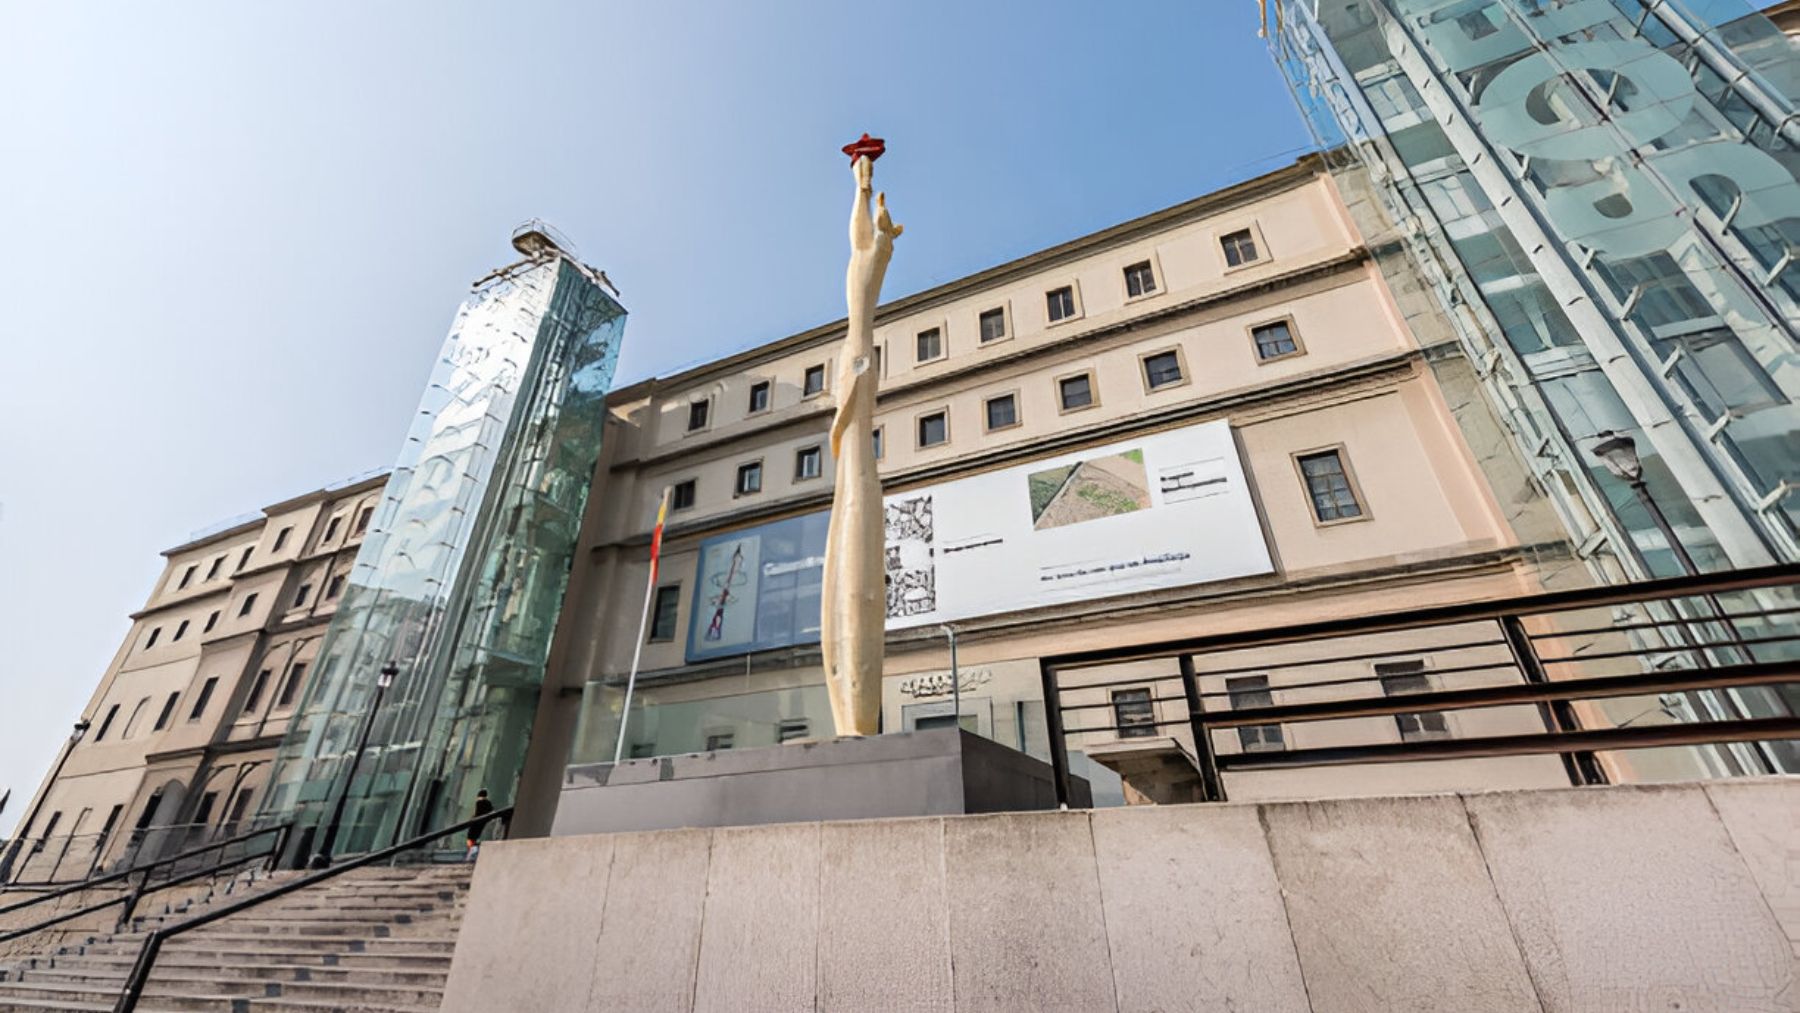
[0,863,472,1012]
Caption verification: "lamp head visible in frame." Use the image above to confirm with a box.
[71,719,91,742]
[1590,431,1643,484]
[377,662,399,689]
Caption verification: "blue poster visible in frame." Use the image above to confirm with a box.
[686,511,830,662]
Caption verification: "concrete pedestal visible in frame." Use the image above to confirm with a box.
[552,728,1089,836]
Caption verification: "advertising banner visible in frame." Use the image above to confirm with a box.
[686,419,1272,662]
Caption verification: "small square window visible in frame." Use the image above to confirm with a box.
[671,479,697,511]
[795,445,823,481]
[323,516,342,543]
[242,670,271,715]
[205,557,223,581]
[1226,676,1284,751]
[777,718,810,743]
[145,627,162,649]
[649,586,681,642]
[803,364,826,397]
[326,574,346,600]
[188,677,218,721]
[236,546,254,571]
[917,411,948,448]
[1124,260,1157,297]
[238,593,258,618]
[272,527,291,552]
[1112,688,1157,738]
[177,565,197,591]
[978,308,1007,343]
[203,611,219,633]
[1058,374,1094,412]
[173,620,189,642]
[872,427,884,460]
[1252,320,1301,361]
[1046,286,1076,323]
[278,663,306,707]
[153,692,179,732]
[705,731,735,752]
[916,327,943,362]
[748,380,771,414]
[735,461,763,496]
[1377,660,1449,741]
[1221,228,1261,268]
[687,399,710,432]
[1142,350,1184,390]
[354,506,373,535]
[1297,449,1365,523]
[294,584,312,608]
[984,394,1019,431]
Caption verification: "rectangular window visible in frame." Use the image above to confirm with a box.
[189,678,218,720]
[1124,260,1157,297]
[145,627,162,649]
[687,399,710,432]
[1111,688,1157,738]
[748,380,771,413]
[326,574,345,600]
[203,611,219,633]
[984,393,1019,431]
[238,593,258,618]
[98,804,123,846]
[1221,228,1260,267]
[152,692,179,732]
[916,327,943,362]
[173,620,189,641]
[94,704,119,742]
[354,506,373,535]
[671,479,697,511]
[272,527,291,552]
[803,364,826,397]
[177,565,196,590]
[777,718,810,743]
[1046,286,1076,322]
[244,669,271,714]
[323,516,341,543]
[38,812,61,842]
[1058,374,1094,411]
[193,791,218,827]
[1297,449,1365,522]
[795,445,822,481]
[735,461,763,496]
[979,308,1007,343]
[278,662,305,707]
[872,427,884,460]
[917,411,948,448]
[705,731,735,752]
[205,556,223,581]
[226,789,254,827]
[1142,350,1184,390]
[649,585,681,642]
[1227,676,1284,751]
[1377,661,1450,741]
[1252,320,1301,361]
[294,584,311,608]
[237,546,254,571]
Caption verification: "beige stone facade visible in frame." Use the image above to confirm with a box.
[4,475,385,881]
[514,156,1620,828]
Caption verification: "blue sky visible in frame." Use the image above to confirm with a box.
[0,1,1309,832]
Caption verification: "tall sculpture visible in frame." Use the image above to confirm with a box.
[821,134,902,736]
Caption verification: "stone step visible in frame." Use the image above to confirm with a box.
[0,974,444,1009]
[77,933,456,956]
[23,949,452,974]
[22,960,448,989]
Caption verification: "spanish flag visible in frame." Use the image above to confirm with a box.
[648,486,671,585]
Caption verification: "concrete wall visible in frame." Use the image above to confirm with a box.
[442,779,1798,1012]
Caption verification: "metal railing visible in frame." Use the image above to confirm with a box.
[0,832,113,887]
[114,806,511,1012]
[0,823,292,947]
[1040,564,1800,806]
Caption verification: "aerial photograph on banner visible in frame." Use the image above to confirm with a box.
[1028,448,1152,530]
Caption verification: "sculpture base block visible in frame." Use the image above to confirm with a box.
[552,728,1089,836]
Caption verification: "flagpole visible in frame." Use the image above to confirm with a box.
[615,487,671,765]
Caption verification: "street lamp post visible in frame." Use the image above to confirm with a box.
[1589,432,1773,773]
[309,662,398,870]
[0,718,90,884]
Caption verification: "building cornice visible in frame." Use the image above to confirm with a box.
[160,473,389,558]
[592,347,1422,553]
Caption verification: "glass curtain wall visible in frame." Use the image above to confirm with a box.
[260,251,626,858]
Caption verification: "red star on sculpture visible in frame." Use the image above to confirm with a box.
[841,132,886,163]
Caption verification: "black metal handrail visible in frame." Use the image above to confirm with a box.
[113,806,511,1013]
[0,822,291,944]
[1039,563,1800,806]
